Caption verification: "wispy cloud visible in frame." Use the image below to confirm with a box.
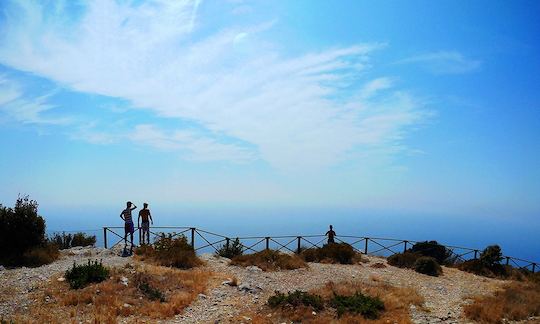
[0,0,427,169]
[398,51,481,74]
[0,75,69,125]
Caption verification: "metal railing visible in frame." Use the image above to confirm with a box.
[102,226,538,273]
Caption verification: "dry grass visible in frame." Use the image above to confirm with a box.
[9,262,210,323]
[369,262,386,269]
[230,250,307,271]
[463,280,540,323]
[239,281,423,323]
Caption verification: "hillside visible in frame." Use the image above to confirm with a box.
[0,246,535,323]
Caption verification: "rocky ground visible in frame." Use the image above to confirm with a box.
[0,247,511,323]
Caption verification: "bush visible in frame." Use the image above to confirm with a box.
[268,290,324,311]
[301,243,357,264]
[22,242,60,267]
[414,256,442,276]
[215,238,243,259]
[135,233,202,269]
[0,196,48,266]
[387,252,420,268]
[330,292,385,319]
[480,245,503,268]
[65,260,109,289]
[231,250,306,271]
[50,232,96,249]
[408,241,453,265]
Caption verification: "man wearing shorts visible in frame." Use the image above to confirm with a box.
[138,203,153,245]
[120,201,137,252]
[325,225,336,244]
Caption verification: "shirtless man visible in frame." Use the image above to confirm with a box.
[120,201,137,252]
[138,203,153,245]
[325,225,336,244]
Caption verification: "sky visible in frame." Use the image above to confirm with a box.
[0,0,539,228]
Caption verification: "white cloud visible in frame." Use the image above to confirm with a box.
[0,76,69,125]
[398,51,481,74]
[0,0,426,169]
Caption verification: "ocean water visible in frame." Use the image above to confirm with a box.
[44,207,540,264]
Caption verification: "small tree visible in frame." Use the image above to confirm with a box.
[0,195,46,266]
[480,245,503,268]
[216,238,243,259]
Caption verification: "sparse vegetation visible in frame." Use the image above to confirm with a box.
[0,195,59,267]
[262,281,422,323]
[135,273,166,302]
[230,249,306,271]
[215,237,243,259]
[135,233,202,269]
[414,256,442,277]
[50,232,96,249]
[464,280,540,323]
[268,290,324,311]
[65,260,110,289]
[301,243,358,264]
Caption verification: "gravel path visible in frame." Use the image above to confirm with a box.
[0,246,130,317]
[1,249,505,323]
[171,254,505,324]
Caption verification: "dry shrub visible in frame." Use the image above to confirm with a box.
[9,263,210,323]
[464,281,540,323]
[134,234,203,269]
[370,262,386,269]
[231,250,306,271]
[22,242,60,267]
[302,243,359,264]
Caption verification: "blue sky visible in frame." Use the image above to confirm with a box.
[0,0,539,222]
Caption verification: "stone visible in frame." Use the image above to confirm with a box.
[198,293,207,299]
[120,276,129,286]
[0,265,5,271]
[57,277,66,282]
[246,265,262,272]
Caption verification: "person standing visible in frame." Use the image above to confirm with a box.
[138,203,153,245]
[120,201,137,253]
[325,225,336,244]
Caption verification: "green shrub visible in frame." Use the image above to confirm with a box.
[387,252,420,268]
[330,291,385,319]
[138,281,165,302]
[301,243,356,264]
[136,233,202,269]
[50,232,96,249]
[409,241,453,265]
[480,245,503,268]
[0,196,48,266]
[215,238,243,259]
[268,290,324,311]
[414,256,442,276]
[65,260,109,289]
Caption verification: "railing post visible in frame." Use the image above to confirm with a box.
[103,227,108,249]
[506,256,510,266]
[191,227,196,249]
[297,236,302,254]
[364,238,369,254]
[403,240,408,253]
[474,250,478,259]
[532,263,536,273]
[225,237,230,250]
[138,227,142,245]
[265,237,270,250]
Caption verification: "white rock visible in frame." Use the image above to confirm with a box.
[123,303,131,308]
[57,277,66,282]
[312,311,317,315]
[242,316,252,321]
[120,276,129,286]
[246,265,262,272]
[198,293,207,299]
[0,265,5,271]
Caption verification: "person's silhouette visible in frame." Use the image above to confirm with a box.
[325,225,336,244]
[138,203,153,245]
[120,201,137,254]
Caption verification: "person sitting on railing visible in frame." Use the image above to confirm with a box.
[138,203,153,245]
[326,225,336,244]
[120,201,137,254]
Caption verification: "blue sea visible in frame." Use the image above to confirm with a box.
[44,207,540,265]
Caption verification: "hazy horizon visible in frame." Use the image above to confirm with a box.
[1,1,539,262]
